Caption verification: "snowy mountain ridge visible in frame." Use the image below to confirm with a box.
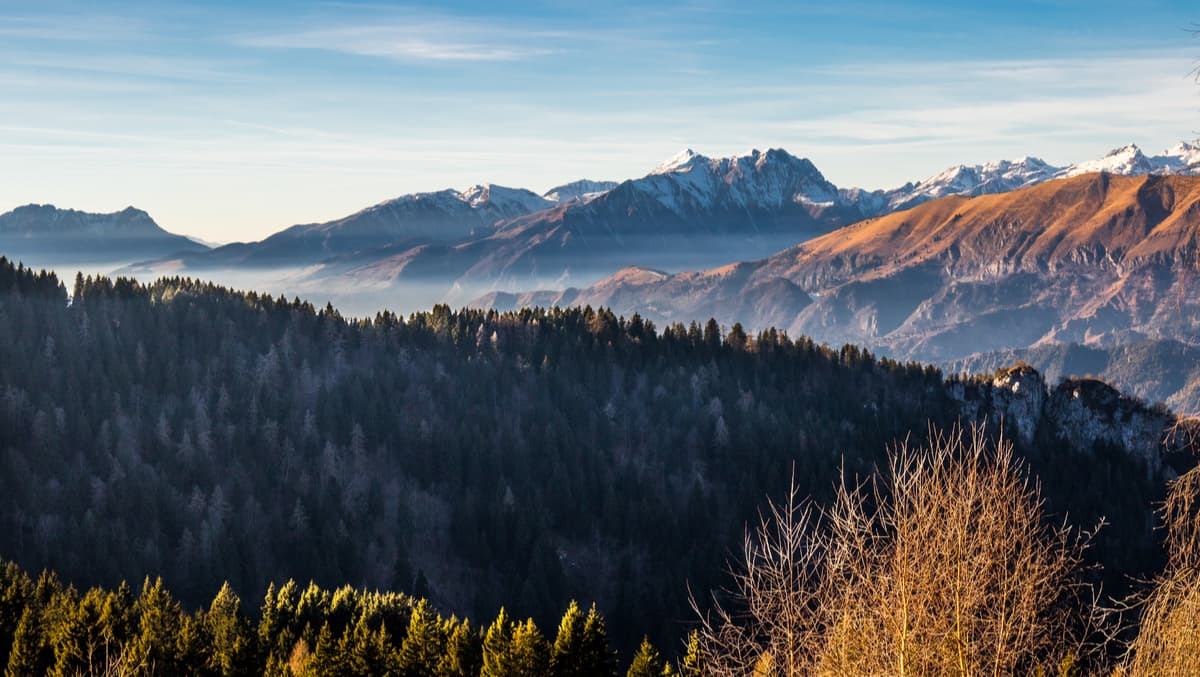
[542,179,620,203]
[881,141,1200,212]
[619,141,1200,223]
[631,147,842,217]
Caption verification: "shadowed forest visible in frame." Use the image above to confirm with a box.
[0,257,1195,674]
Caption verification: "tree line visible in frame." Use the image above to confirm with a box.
[0,556,692,676]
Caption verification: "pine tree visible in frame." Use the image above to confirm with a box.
[339,615,382,677]
[206,582,256,677]
[626,637,672,677]
[0,563,32,671]
[397,599,444,676]
[481,608,514,677]
[305,622,342,677]
[580,604,616,676]
[98,581,137,669]
[5,608,44,677]
[176,611,213,677]
[47,589,89,677]
[508,618,550,677]
[437,617,482,677]
[128,577,182,675]
[551,600,587,677]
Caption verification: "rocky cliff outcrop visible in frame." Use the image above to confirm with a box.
[949,365,1178,473]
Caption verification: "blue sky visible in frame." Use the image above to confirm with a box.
[2,0,1199,242]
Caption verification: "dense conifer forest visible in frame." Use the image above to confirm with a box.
[0,256,1179,664]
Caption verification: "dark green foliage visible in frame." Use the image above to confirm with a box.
[0,258,1177,657]
[0,260,959,651]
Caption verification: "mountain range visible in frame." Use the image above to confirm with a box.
[104,141,1200,300]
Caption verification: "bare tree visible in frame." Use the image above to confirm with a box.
[1122,418,1200,675]
[694,424,1097,676]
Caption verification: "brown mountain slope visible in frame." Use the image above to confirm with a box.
[760,172,1200,287]
[481,173,1200,364]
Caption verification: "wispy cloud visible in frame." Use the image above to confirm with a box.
[237,16,564,62]
[0,14,146,41]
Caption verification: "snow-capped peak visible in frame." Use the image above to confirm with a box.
[457,184,554,222]
[1157,141,1200,173]
[651,148,706,175]
[1062,143,1152,177]
[631,147,840,215]
[1165,140,1200,156]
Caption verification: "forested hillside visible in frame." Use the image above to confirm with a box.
[0,257,1181,655]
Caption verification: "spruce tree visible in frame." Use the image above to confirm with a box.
[5,608,43,677]
[128,577,182,675]
[551,600,587,677]
[580,604,616,676]
[626,637,672,677]
[47,590,88,677]
[206,582,256,677]
[0,563,31,670]
[175,611,212,677]
[480,608,513,677]
[397,599,444,676]
[438,617,482,677]
[508,618,550,677]
[305,622,341,677]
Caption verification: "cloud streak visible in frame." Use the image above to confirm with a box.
[237,16,564,62]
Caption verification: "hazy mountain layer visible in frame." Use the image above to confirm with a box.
[481,173,1200,406]
[0,204,206,266]
[10,141,1200,317]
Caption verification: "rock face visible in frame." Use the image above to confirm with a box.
[1046,378,1172,470]
[990,365,1048,447]
[949,365,1175,472]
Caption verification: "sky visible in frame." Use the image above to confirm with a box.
[2,0,1199,243]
